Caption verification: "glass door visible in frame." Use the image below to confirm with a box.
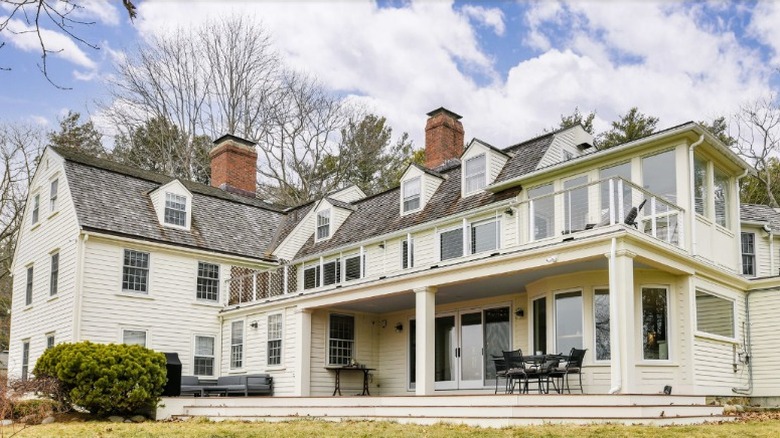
[459,311,483,389]
[434,315,457,390]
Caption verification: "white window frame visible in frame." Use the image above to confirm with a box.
[463,153,487,195]
[593,287,610,362]
[49,252,59,296]
[401,235,414,269]
[230,320,244,370]
[402,176,422,214]
[25,264,33,306]
[316,209,331,241]
[741,232,755,277]
[164,192,188,228]
[303,263,321,290]
[342,253,363,282]
[470,217,500,254]
[327,313,355,366]
[46,332,55,350]
[267,313,283,367]
[193,334,216,377]
[553,289,584,354]
[122,249,150,294]
[49,179,59,213]
[639,285,671,362]
[21,340,30,381]
[31,193,40,225]
[196,261,220,302]
[694,289,736,342]
[438,225,464,261]
[122,329,148,347]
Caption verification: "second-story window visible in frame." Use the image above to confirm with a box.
[31,194,40,225]
[164,193,187,227]
[402,238,414,269]
[50,253,59,296]
[344,254,362,281]
[322,258,340,286]
[196,262,219,302]
[304,264,321,289]
[122,249,150,293]
[403,177,421,213]
[741,232,755,276]
[713,167,730,228]
[49,179,59,212]
[25,266,33,306]
[464,154,487,194]
[440,227,464,261]
[471,219,498,254]
[317,209,331,240]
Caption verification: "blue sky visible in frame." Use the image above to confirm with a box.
[1,0,779,147]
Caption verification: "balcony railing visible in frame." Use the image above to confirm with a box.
[222,177,685,306]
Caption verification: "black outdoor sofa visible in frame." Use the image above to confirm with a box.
[180,374,274,397]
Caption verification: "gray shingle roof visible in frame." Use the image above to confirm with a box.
[55,147,283,261]
[741,204,780,231]
[494,133,555,183]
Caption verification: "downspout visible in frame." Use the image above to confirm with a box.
[71,232,88,342]
[608,237,621,394]
[688,135,704,256]
[732,291,753,395]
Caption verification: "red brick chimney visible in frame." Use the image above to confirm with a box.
[425,107,464,169]
[210,134,258,197]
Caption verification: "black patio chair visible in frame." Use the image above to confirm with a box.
[549,348,587,394]
[492,355,507,394]
[528,355,562,394]
[502,349,529,394]
[623,199,647,228]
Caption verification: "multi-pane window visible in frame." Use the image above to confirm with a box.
[403,177,421,213]
[695,290,735,338]
[642,287,669,360]
[196,262,219,301]
[328,314,355,365]
[464,154,486,194]
[322,259,340,286]
[693,156,707,216]
[164,193,187,227]
[555,291,583,354]
[402,238,414,269]
[594,289,610,361]
[529,184,555,240]
[194,335,215,376]
[122,250,150,293]
[713,167,730,228]
[471,219,498,254]
[267,314,283,366]
[440,227,463,261]
[46,333,55,350]
[49,179,59,212]
[231,321,244,369]
[21,341,30,381]
[50,253,59,296]
[317,209,331,240]
[25,266,33,306]
[31,194,40,224]
[122,329,147,347]
[741,232,755,276]
[303,265,320,289]
[344,255,362,281]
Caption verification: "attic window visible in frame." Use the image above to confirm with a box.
[403,177,421,213]
[317,209,331,240]
[164,193,187,227]
[464,154,486,194]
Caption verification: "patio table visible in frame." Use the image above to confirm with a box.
[325,366,375,396]
[523,354,565,394]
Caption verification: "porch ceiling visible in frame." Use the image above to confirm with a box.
[329,257,652,314]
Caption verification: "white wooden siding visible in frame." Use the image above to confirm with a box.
[747,289,780,396]
[8,150,80,379]
[273,208,315,260]
[329,185,365,203]
[149,180,192,230]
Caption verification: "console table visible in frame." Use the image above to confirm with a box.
[325,366,375,396]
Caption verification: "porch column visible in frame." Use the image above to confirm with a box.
[608,248,637,394]
[414,286,437,395]
[293,308,312,396]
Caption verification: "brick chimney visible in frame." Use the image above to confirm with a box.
[210,134,258,197]
[425,107,464,169]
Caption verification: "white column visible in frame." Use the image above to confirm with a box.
[414,286,437,395]
[611,249,636,394]
[293,308,312,396]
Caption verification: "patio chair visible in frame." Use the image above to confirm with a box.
[549,348,587,394]
[492,355,507,394]
[623,199,647,228]
[527,355,562,394]
[502,349,529,394]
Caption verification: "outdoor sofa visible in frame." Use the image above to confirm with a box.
[180,374,273,397]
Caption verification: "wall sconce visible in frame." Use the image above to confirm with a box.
[379,242,385,249]
[514,308,524,318]
[380,319,387,329]
[250,321,258,329]
[504,208,514,217]
[395,322,403,333]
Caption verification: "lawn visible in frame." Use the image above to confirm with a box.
[4,416,780,438]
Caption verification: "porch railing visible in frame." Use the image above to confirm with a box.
[226,264,296,306]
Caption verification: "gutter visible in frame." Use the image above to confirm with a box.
[688,134,704,256]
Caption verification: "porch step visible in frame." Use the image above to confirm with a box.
[160,394,730,426]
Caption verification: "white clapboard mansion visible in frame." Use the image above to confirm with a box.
[9,108,780,400]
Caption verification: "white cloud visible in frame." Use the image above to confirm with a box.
[76,0,121,26]
[461,5,505,36]
[29,115,49,126]
[748,2,780,67]
[1,17,97,69]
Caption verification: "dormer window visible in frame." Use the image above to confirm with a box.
[164,193,187,227]
[403,177,421,213]
[317,209,331,240]
[464,153,486,194]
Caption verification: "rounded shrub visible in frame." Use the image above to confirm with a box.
[33,341,167,416]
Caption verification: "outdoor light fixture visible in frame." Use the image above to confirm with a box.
[250,321,258,329]
[395,322,403,333]
[514,308,524,318]
[504,208,514,217]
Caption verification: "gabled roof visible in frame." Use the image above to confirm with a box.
[465,138,511,158]
[493,132,556,184]
[741,204,780,232]
[53,146,283,262]
[325,197,357,211]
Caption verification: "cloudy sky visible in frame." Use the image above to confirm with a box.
[1,0,780,147]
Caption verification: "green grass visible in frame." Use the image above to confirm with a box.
[4,417,780,438]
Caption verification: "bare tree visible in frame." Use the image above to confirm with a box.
[0,122,44,349]
[731,96,780,207]
[0,0,136,88]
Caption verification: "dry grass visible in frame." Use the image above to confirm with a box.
[3,416,780,438]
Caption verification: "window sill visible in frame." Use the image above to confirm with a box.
[636,361,678,367]
[694,332,738,345]
[714,223,734,237]
[47,295,59,302]
[162,223,190,232]
[192,300,222,308]
[116,292,154,300]
[47,211,59,220]
[30,222,41,231]
[227,369,245,375]
[587,362,611,367]
[266,366,286,372]
[401,207,422,216]
[23,305,33,311]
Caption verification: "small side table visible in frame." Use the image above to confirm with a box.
[325,366,375,396]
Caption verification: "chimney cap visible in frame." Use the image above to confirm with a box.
[426,107,462,120]
[213,133,256,147]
